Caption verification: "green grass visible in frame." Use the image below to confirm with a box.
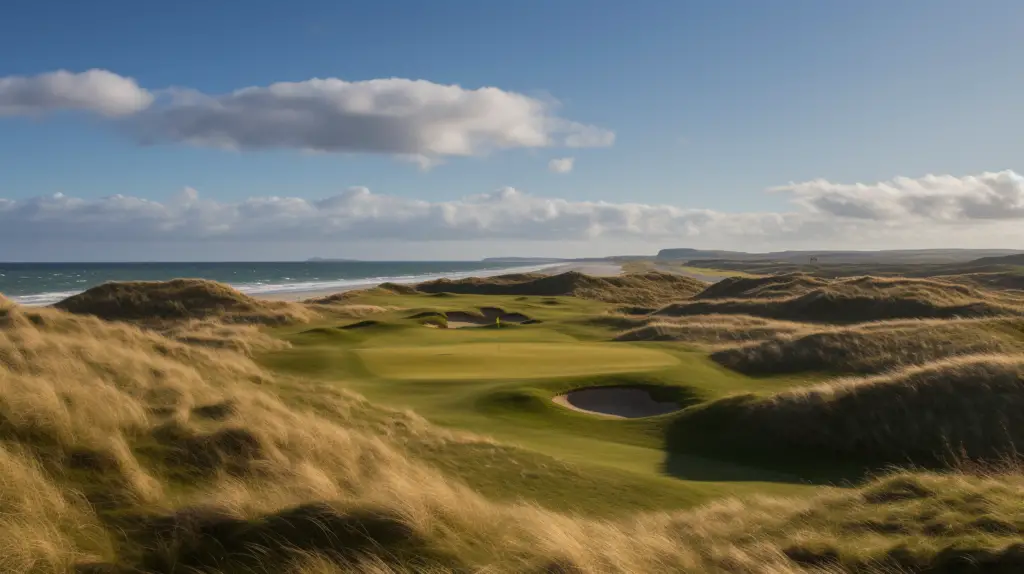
[356,342,679,380]
[259,292,831,517]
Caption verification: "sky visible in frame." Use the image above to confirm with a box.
[2,0,1024,261]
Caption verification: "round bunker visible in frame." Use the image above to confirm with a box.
[553,386,683,418]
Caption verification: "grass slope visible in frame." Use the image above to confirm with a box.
[2,276,1023,572]
[55,278,317,324]
[713,317,1024,375]
[670,355,1024,470]
[413,270,707,305]
[657,275,1022,323]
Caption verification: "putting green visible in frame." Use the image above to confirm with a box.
[355,342,679,380]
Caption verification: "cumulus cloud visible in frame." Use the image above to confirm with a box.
[548,157,575,173]
[0,69,153,117]
[2,171,1023,252]
[0,186,767,243]
[0,70,612,161]
[130,78,614,160]
[772,170,1024,221]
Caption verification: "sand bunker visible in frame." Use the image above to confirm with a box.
[444,307,531,329]
[553,387,683,418]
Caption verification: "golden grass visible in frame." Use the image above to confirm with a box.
[614,314,809,349]
[713,317,1024,375]
[697,355,1024,465]
[414,270,708,306]
[659,274,1023,323]
[3,286,1024,572]
[55,278,318,324]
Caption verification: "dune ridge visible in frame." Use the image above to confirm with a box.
[1,274,1023,571]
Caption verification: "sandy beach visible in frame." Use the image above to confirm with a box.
[261,261,623,302]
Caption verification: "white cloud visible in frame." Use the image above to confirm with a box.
[3,171,1024,256]
[771,170,1024,221]
[0,70,613,162]
[131,78,614,160]
[0,69,153,117]
[548,157,575,174]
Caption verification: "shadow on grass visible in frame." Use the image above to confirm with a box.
[661,396,877,486]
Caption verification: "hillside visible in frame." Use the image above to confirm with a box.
[966,253,1024,266]
[672,355,1024,468]
[614,314,808,348]
[658,248,1024,264]
[414,270,707,306]
[55,278,317,324]
[1,275,1024,571]
[712,317,1024,375]
[656,275,1022,323]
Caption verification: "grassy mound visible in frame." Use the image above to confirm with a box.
[673,355,1024,467]
[4,290,1024,571]
[657,275,1020,323]
[944,271,1024,292]
[694,273,829,300]
[713,317,1024,375]
[415,270,707,306]
[615,314,808,348]
[55,278,315,324]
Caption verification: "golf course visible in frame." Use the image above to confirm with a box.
[4,269,1024,572]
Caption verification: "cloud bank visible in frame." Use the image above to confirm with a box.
[548,157,575,174]
[3,171,1023,251]
[0,69,153,117]
[0,69,612,163]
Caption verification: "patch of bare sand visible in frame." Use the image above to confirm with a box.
[444,307,531,329]
[553,387,682,418]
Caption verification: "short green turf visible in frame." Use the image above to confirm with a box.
[261,292,831,517]
[355,342,679,380]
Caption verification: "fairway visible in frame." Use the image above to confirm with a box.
[355,341,679,380]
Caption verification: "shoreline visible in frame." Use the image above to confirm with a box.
[8,259,626,304]
[262,261,623,302]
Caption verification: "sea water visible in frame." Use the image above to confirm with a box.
[0,261,562,306]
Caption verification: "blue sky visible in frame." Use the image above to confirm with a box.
[2,0,1024,260]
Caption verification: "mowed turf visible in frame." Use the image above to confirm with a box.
[355,341,679,380]
[259,291,828,518]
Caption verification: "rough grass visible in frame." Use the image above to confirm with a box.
[675,355,1024,467]
[615,314,809,349]
[55,278,318,324]
[4,284,1024,572]
[713,317,1024,375]
[694,273,831,300]
[658,275,1022,323]
[413,270,707,306]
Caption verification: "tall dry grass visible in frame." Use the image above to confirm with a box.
[414,270,708,306]
[614,314,809,349]
[657,274,1024,323]
[2,286,1023,571]
[685,354,1024,466]
[712,317,1024,375]
[54,278,319,324]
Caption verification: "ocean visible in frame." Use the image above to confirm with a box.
[0,261,562,306]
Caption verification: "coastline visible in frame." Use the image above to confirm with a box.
[262,261,623,302]
[8,260,625,307]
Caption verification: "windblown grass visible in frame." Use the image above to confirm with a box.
[414,270,707,306]
[658,275,1022,323]
[55,278,317,324]
[3,282,1024,572]
[713,317,1024,375]
[614,314,809,348]
[674,355,1024,467]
